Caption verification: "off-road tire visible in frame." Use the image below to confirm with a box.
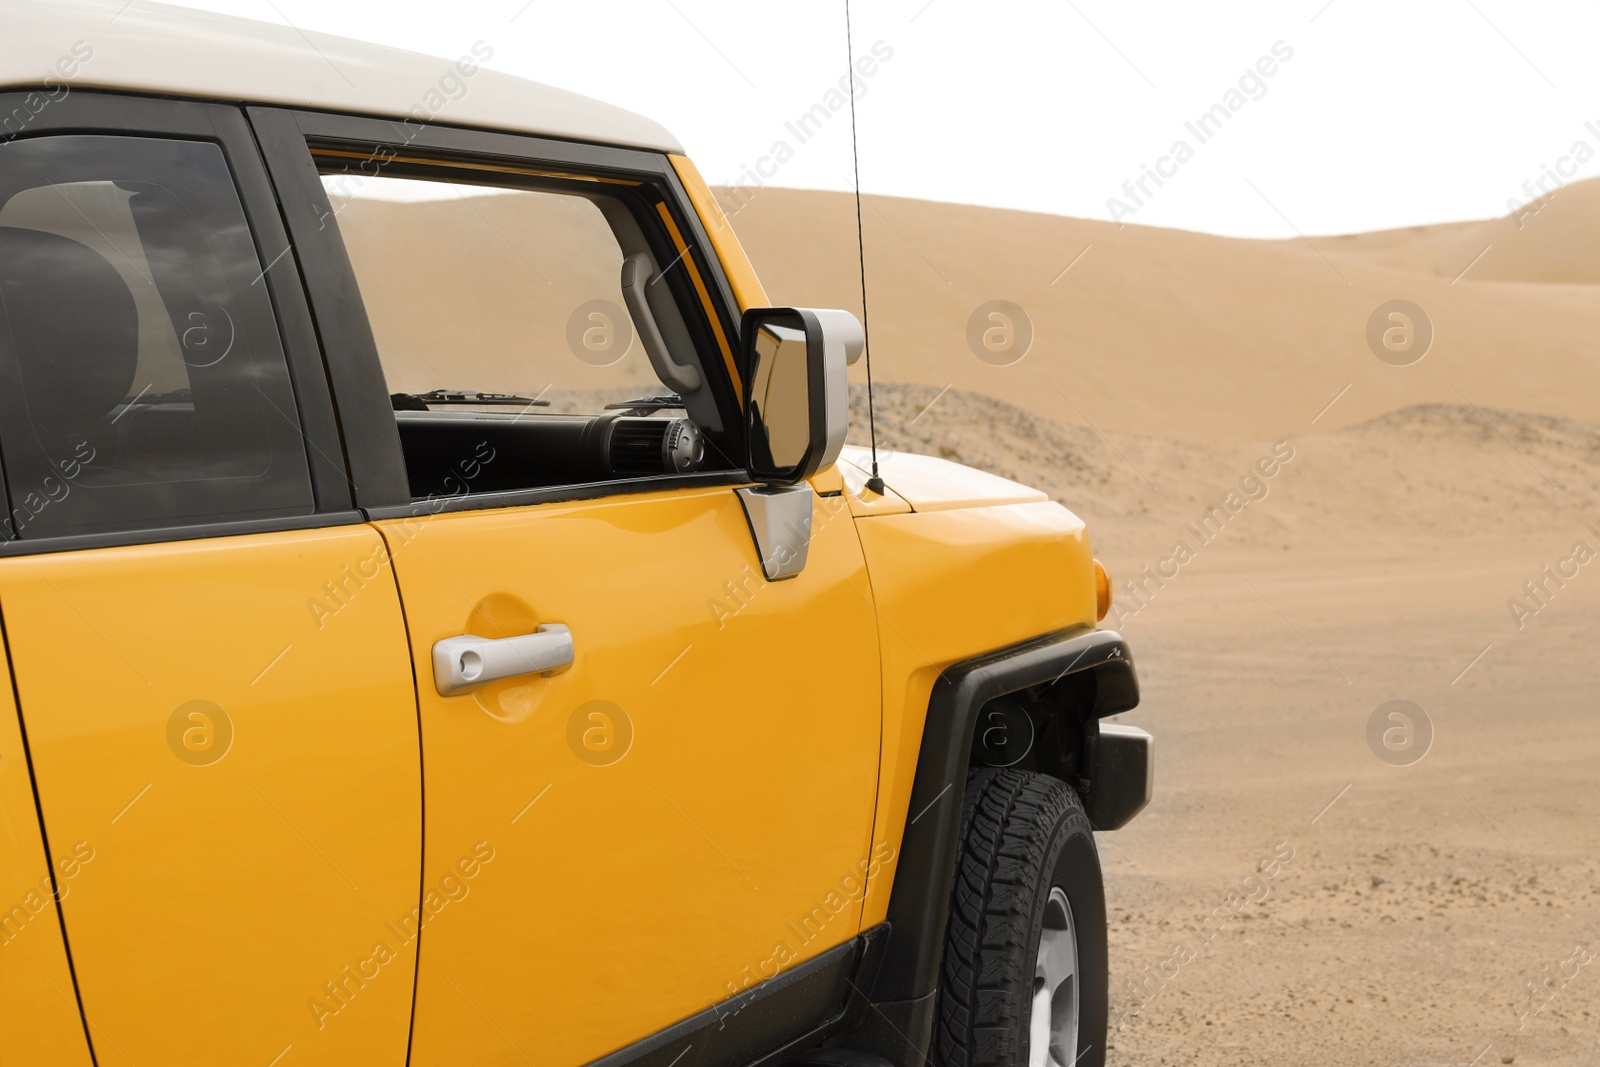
[935,768,1108,1067]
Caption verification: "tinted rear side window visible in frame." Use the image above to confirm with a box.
[0,135,314,539]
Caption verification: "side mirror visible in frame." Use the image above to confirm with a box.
[741,307,864,485]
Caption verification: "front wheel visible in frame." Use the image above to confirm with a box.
[936,768,1108,1067]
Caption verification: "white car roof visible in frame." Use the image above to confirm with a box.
[0,0,683,153]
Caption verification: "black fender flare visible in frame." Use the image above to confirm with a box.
[870,626,1139,1005]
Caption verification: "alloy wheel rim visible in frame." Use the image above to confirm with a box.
[1029,886,1079,1067]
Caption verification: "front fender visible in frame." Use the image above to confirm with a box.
[854,500,1097,928]
[869,626,1140,1006]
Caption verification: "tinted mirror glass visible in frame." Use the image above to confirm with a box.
[747,319,812,474]
[743,308,825,485]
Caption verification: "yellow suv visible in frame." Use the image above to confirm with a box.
[0,4,1150,1066]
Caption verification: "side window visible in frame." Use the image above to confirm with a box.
[0,135,314,539]
[318,166,739,500]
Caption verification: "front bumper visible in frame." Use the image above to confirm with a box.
[1084,723,1153,831]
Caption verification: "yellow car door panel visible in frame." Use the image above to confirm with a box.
[0,653,94,1066]
[0,528,422,1064]
[385,486,881,1065]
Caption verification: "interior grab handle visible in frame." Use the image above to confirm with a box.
[620,252,701,394]
[432,625,573,696]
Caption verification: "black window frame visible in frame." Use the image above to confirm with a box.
[0,90,357,557]
[247,106,756,521]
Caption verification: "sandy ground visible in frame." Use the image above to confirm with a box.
[851,384,1600,1066]
[1102,549,1600,1067]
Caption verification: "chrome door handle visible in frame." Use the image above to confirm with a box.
[432,625,573,696]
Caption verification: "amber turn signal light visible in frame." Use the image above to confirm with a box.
[1093,559,1111,621]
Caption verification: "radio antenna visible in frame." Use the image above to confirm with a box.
[844,0,884,494]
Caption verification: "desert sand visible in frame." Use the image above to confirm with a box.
[842,384,1600,1066]
[719,182,1600,447]
[728,183,1600,1066]
[336,178,1600,1063]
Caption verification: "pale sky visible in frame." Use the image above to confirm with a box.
[169,0,1600,237]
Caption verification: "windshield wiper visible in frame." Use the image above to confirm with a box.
[392,389,551,411]
[604,394,684,415]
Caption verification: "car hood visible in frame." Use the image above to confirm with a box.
[837,447,1049,513]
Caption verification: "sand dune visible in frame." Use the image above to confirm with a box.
[721,183,1600,443]
[850,382,1600,574]
[1322,176,1600,285]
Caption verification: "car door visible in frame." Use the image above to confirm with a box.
[0,97,422,1065]
[0,651,93,1066]
[253,109,885,1064]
